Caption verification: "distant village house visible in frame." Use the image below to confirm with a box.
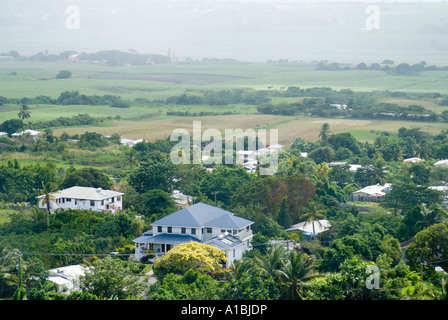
[37,186,124,213]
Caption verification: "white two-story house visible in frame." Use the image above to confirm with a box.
[133,202,254,268]
[37,186,124,213]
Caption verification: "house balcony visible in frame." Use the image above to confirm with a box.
[235,229,253,241]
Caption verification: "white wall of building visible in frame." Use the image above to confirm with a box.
[38,195,123,213]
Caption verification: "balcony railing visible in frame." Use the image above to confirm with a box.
[235,229,253,241]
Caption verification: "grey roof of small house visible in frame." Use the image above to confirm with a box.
[151,202,253,229]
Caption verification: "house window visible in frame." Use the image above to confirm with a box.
[90,200,95,206]
[101,200,104,206]
[66,198,71,202]
[221,229,225,233]
[75,199,78,205]
[158,226,162,233]
[191,228,196,235]
[181,227,186,234]
[168,227,172,233]
[206,228,212,233]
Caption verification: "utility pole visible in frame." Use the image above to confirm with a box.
[16,252,23,292]
[421,262,424,295]
[212,191,219,206]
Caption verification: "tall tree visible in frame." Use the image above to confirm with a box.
[17,104,31,121]
[256,245,286,281]
[61,167,113,190]
[122,146,138,171]
[278,197,292,229]
[319,123,331,143]
[277,250,320,300]
[39,181,56,231]
[0,245,21,299]
[299,200,327,236]
[129,151,176,193]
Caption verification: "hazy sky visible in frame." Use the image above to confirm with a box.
[1,0,448,63]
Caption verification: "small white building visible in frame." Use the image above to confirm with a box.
[37,186,124,213]
[47,264,88,294]
[286,219,331,237]
[12,129,41,140]
[404,157,422,163]
[172,190,195,209]
[255,144,284,157]
[0,132,7,138]
[349,164,362,172]
[434,160,448,167]
[120,138,145,147]
[350,183,391,202]
[236,150,256,163]
[429,186,448,208]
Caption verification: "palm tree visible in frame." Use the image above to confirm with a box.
[230,258,255,280]
[318,123,331,144]
[277,250,320,300]
[372,159,387,185]
[416,203,444,230]
[415,139,432,160]
[0,245,21,297]
[256,245,286,281]
[300,200,327,236]
[17,104,31,121]
[123,146,138,171]
[39,181,56,231]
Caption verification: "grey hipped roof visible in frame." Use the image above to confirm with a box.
[151,202,253,229]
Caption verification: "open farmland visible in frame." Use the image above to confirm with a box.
[2,60,448,99]
[51,114,448,145]
[1,59,448,145]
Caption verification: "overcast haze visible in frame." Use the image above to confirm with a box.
[1,0,448,63]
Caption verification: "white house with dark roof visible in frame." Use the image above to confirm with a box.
[37,186,124,213]
[133,202,253,267]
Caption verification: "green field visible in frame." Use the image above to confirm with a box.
[1,60,448,144]
[2,60,448,100]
